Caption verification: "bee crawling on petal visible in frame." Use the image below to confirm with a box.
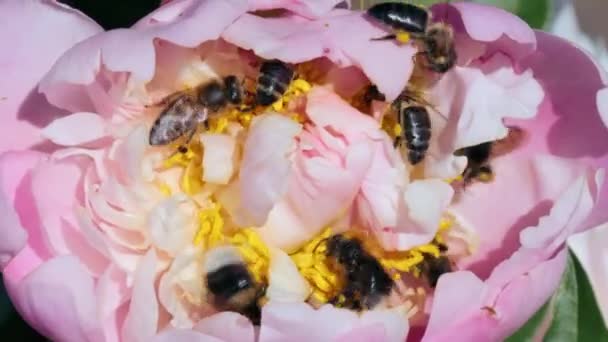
[148,75,247,147]
[367,2,457,73]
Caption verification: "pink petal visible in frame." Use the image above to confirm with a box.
[11,256,103,342]
[0,0,102,150]
[335,324,387,342]
[248,0,343,18]
[568,223,608,327]
[424,249,567,342]
[514,31,608,231]
[0,151,47,269]
[194,312,256,342]
[239,114,302,226]
[222,12,416,101]
[306,86,382,141]
[450,156,586,278]
[151,329,222,342]
[40,0,249,111]
[359,307,410,342]
[96,264,130,321]
[388,179,454,250]
[122,250,159,342]
[41,112,108,146]
[30,159,108,275]
[597,87,608,128]
[200,133,237,185]
[430,57,543,150]
[432,2,536,60]
[520,169,603,252]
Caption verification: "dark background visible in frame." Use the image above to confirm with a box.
[0,1,160,340]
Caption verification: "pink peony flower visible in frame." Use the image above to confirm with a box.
[0,1,606,342]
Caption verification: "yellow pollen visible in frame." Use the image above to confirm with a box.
[396,31,411,44]
[443,175,463,184]
[269,78,312,115]
[156,181,172,196]
[393,123,402,137]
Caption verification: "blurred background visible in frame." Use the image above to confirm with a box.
[2,0,606,339]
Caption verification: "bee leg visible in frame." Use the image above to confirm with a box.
[371,34,397,41]
[393,136,402,149]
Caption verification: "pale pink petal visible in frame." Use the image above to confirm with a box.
[430,57,543,150]
[148,195,197,257]
[12,256,103,342]
[122,250,159,342]
[597,87,608,128]
[222,12,416,101]
[194,312,256,342]
[259,302,358,341]
[151,329,221,342]
[0,151,46,269]
[0,0,101,150]
[450,156,586,278]
[335,324,387,342]
[389,179,454,250]
[200,133,237,185]
[358,306,410,342]
[306,86,382,141]
[248,0,343,18]
[266,248,310,302]
[96,264,130,322]
[239,114,302,226]
[40,0,249,111]
[520,169,604,252]
[432,2,536,60]
[30,159,109,276]
[568,223,608,327]
[424,249,567,341]
[41,112,108,146]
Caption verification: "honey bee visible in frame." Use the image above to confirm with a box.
[367,2,457,73]
[416,243,453,288]
[148,75,245,146]
[455,126,526,185]
[256,59,295,106]
[325,234,393,310]
[203,246,264,325]
[392,87,432,165]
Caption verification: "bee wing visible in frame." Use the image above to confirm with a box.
[149,96,201,145]
[490,126,527,158]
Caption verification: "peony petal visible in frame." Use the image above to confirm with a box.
[520,169,604,252]
[222,12,416,101]
[424,249,567,341]
[568,222,608,327]
[194,312,256,342]
[40,0,249,111]
[266,247,311,302]
[358,306,410,342]
[200,133,237,185]
[151,329,221,342]
[0,0,102,150]
[449,156,587,278]
[41,112,108,146]
[430,56,544,150]
[11,256,103,342]
[597,87,608,129]
[122,250,159,342]
[96,264,130,322]
[148,195,198,257]
[239,114,302,226]
[248,0,343,18]
[0,151,47,269]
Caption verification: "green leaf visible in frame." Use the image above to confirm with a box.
[505,301,551,342]
[506,250,608,341]
[544,251,579,341]
[573,251,608,342]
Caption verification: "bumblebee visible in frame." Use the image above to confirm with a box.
[326,234,393,310]
[455,126,526,185]
[148,75,245,146]
[392,87,432,165]
[367,2,457,73]
[256,59,295,106]
[203,246,264,325]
